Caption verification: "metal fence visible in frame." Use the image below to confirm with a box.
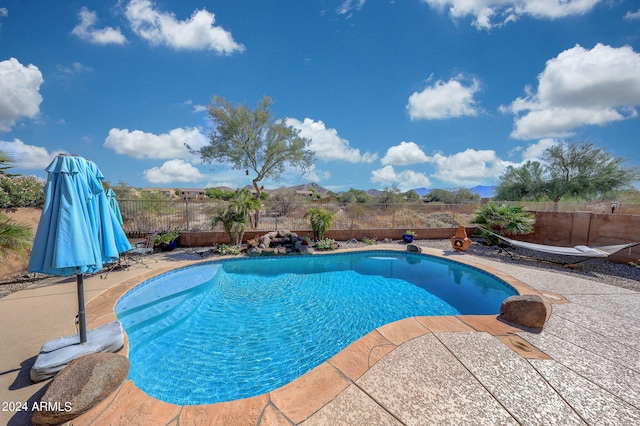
[118,200,480,233]
[118,199,640,233]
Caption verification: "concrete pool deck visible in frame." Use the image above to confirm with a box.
[1,245,640,425]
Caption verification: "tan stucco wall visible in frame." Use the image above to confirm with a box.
[517,211,640,264]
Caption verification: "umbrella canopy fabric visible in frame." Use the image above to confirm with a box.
[106,188,124,225]
[28,155,131,276]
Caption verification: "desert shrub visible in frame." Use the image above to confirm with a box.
[0,211,33,266]
[315,238,336,250]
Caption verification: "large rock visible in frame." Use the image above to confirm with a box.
[31,353,129,426]
[406,244,422,253]
[277,229,291,238]
[500,295,548,329]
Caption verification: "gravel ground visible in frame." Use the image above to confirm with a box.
[415,238,640,292]
[2,238,638,298]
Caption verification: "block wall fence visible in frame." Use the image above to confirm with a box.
[155,211,640,264]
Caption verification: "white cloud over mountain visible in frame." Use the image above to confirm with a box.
[287,118,378,163]
[407,75,480,120]
[372,146,527,188]
[72,7,127,45]
[429,148,512,186]
[125,0,244,53]
[504,43,640,139]
[0,58,44,132]
[422,0,603,30]
[371,165,431,191]
[104,127,207,159]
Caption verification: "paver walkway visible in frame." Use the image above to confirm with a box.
[1,247,639,425]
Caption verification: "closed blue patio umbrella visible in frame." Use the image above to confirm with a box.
[28,154,131,343]
[106,187,124,225]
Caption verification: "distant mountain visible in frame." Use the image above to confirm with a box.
[412,187,430,197]
[278,182,330,194]
[410,186,495,198]
[468,185,496,198]
[214,183,495,198]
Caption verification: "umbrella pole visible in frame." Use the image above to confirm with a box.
[76,274,87,343]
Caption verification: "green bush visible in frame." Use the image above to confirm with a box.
[218,244,240,255]
[0,176,45,209]
[314,238,337,250]
[155,230,180,245]
[304,207,335,241]
[472,201,534,244]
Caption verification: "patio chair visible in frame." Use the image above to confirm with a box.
[125,232,158,267]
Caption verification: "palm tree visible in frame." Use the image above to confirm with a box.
[212,188,262,245]
[304,207,335,241]
[472,201,534,244]
[0,212,33,268]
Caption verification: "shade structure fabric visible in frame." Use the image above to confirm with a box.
[28,155,131,277]
[486,230,639,258]
[106,187,124,226]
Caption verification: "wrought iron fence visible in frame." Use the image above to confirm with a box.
[118,199,640,234]
[118,200,480,233]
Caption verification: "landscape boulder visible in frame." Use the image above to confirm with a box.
[248,247,263,256]
[500,295,548,329]
[31,353,129,426]
[406,244,422,253]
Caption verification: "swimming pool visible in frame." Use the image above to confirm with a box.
[115,250,517,405]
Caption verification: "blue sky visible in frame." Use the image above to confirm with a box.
[1,0,639,193]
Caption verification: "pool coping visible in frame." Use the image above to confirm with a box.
[70,246,554,425]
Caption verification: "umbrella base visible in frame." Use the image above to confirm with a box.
[30,321,125,383]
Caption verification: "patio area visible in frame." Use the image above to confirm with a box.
[1,243,640,425]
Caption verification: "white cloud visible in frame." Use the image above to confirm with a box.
[144,159,206,184]
[381,141,429,166]
[0,58,44,132]
[429,148,512,186]
[0,139,66,170]
[624,9,640,20]
[305,165,331,182]
[337,0,366,15]
[72,7,127,45]
[104,127,207,159]
[422,0,602,30]
[520,138,558,161]
[56,62,93,76]
[287,117,377,163]
[504,44,640,139]
[125,0,244,54]
[407,75,480,120]
[370,165,431,191]
[371,143,558,188]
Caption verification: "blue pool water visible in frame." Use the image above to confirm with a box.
[115,251,516,405]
